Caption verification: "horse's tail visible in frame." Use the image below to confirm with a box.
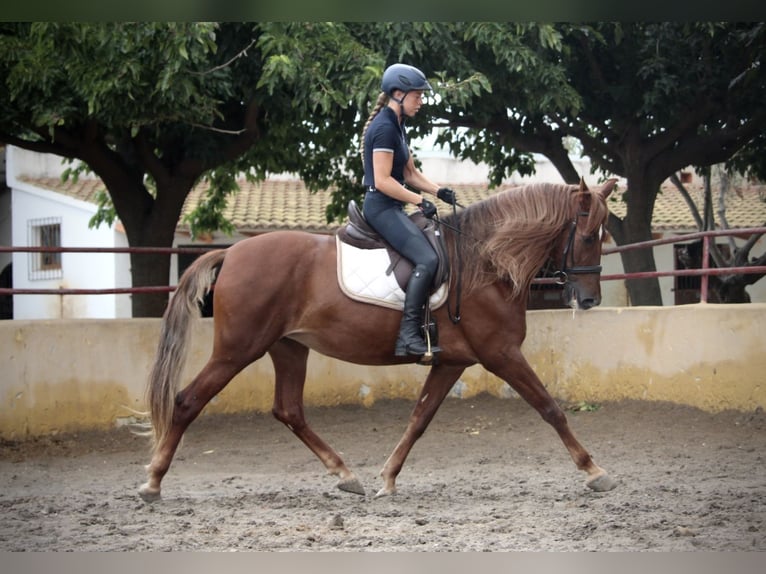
[146,249,227,451]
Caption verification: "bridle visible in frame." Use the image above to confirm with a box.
[553,211,603,285]
[437,206,603,322]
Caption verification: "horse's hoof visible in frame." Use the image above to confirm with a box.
[374,486,396,499]
[337,477,366,496]
[586,473,617,492]
[138,483,162,502]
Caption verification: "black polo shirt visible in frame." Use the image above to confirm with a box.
[362,106,410,188]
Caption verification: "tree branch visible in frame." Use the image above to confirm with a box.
[651,108,766,177]
[555,114,621,174]
[644,97,715,161]
[133,131,172,187]
[0,132,66,156]
[192,39,258,76]
[206,99,262,167]
[669,173,704,229]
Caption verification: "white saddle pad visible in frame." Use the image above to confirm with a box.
[336,236,448,311]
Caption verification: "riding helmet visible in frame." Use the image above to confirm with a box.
[381,63,433,95]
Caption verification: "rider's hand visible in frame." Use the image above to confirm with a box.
[436,187,457,205]
[418,199,438,219]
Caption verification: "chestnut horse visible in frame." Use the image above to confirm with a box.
[139,178,618,501]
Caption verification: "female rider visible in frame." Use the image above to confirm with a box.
[360,63,456,358]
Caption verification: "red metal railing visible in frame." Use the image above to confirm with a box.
[600,227,766,303]
[0,245,209,295]
[2,227,765,302]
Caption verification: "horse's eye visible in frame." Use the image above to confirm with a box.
[582,234,596,245]
[582,226,605,245]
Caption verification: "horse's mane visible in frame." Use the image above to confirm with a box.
[442,182,609,300]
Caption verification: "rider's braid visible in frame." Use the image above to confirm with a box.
[359,92,389,168]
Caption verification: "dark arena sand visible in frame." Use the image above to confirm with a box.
[1,394,764,551]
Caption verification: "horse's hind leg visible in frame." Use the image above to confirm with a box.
[487,349,616,492]
[139,358,248,501]
[269,338,365,496]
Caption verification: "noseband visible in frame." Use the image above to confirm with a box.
[553,211,603,285]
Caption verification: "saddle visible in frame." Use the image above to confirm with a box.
[336,200,450,293]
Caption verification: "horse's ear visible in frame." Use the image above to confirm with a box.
[599,178,618,201]
[573,184,592,213]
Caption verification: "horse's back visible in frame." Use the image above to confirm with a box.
[221,231,335,275]
[213,230,340,310]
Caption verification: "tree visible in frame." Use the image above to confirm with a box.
[367,22,766,305]
[556,23,766,305]
[0,22,381,316]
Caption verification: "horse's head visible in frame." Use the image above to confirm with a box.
[554,178,616,310]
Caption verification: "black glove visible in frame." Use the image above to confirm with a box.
[437,187,456,205]
[418,199,438,219]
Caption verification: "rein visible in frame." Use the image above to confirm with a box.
[440,203,463,324]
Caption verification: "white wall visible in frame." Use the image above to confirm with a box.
[10,146,89,179]
[7,147,131,319]
[0,188,11,273]
[417,149,602,187]
[10,185,131,318]
[747,237,766,302]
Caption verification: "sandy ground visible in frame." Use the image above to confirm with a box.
[0,393,764,552]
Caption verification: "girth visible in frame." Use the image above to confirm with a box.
[336,200,450,293]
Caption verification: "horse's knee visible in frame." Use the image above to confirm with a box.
[272,405,305,431]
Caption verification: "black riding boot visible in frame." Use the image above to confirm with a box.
[394,264,442,357]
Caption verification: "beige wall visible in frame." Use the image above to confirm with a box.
[1,304,764,439]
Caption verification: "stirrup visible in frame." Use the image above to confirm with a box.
[394,336,442,358]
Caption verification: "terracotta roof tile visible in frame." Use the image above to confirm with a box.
[21,176,107,205]
[608,181,766,231]
[18,176,766,233]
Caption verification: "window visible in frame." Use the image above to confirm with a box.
[28,217,62,280]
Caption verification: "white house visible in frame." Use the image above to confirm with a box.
[2,145,765,319]
[2,147,131,319]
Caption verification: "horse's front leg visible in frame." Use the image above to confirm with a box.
[377,364,465,497]
[269,339,365,496]
[485,347,616,492]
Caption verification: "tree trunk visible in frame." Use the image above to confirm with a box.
[129,252,174,317]
[607,174,664,306]
[123,179,194,318]
[79,144,194,318]
[617,241,664,306]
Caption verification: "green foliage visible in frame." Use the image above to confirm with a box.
[88,190,118,230]
[183,168,238,239]
[2,21,764,255]
[0,22,384,240]
[0,23,222,134]
[567,401,601,413]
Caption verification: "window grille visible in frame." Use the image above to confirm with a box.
[28,217,63,280]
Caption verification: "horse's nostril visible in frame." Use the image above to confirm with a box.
[579,297,599,310]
